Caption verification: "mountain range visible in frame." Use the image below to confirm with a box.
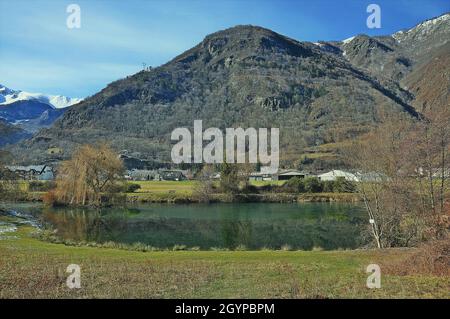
[0,85,82,146]
[0,85,82,109]
[6,13,450,168]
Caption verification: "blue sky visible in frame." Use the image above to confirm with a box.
[0,0,448,98]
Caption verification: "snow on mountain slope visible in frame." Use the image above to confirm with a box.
[392,12,450,43]
[342,36,356,44]
[0,84,83,109]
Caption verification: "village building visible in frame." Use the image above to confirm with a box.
[157,170,187,181]
[126,169,187,181]
[6,165,54,181]
[318,170,359,182]
[274,169,309,181]
[126,169,158,181]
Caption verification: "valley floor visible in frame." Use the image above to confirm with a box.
[20,180,361,203]
[0,225,448,299]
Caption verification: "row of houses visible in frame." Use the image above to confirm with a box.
[2,165,189,182]
[125,169,190,181]
[3,165,189,182]
[249,169,372,182]
[126,168,322,182]
[4,165,446,183]
[0,165,377,183]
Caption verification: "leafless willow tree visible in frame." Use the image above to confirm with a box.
[53,144,124,206]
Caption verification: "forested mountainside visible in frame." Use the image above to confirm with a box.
[9,13,449,168]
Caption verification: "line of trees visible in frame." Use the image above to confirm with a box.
[194,163,252,202]
[193,163,356,203]
[284,176,355,193]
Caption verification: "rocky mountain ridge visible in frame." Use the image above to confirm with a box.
[8,13,450,168]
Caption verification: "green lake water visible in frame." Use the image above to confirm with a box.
[1,202,367,250]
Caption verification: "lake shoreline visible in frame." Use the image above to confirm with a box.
[6,180,361,206]
[128,192,361,204]
[10,191,361,205]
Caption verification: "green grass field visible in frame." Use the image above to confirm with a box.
[133,180,197,195]
[126,180,196,202]
[131,180,285,193]
[0,225,448,298]
[248,180,285,187]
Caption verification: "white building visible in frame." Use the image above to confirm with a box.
[318,170,359,182]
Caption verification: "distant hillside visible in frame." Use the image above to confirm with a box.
[10,13,450,168]
[0,99,66,133]
[402,42,450,112]
[0,119,31,147]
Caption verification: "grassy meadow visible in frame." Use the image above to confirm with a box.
[0,224,448,298]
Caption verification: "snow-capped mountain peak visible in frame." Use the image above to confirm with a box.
[0,84,16,96]
[393,12,450,42]
[0,84,83,109]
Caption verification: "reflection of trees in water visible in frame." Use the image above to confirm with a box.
[219,217,366,250]
[40,208,128,242]
[221,219,253,249]
[37,205,367,250]
[123,218,224,248]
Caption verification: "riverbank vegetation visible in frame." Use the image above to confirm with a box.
[0,156,24,202]
[190,162,357,203]
[346,109,450,249]
[0,179,360,204]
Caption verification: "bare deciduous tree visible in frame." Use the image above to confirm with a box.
[54,144,124,206]
[193,164,216,203]
[0,151,22,201]
[412,107,450,238]
[346,110,449,248]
